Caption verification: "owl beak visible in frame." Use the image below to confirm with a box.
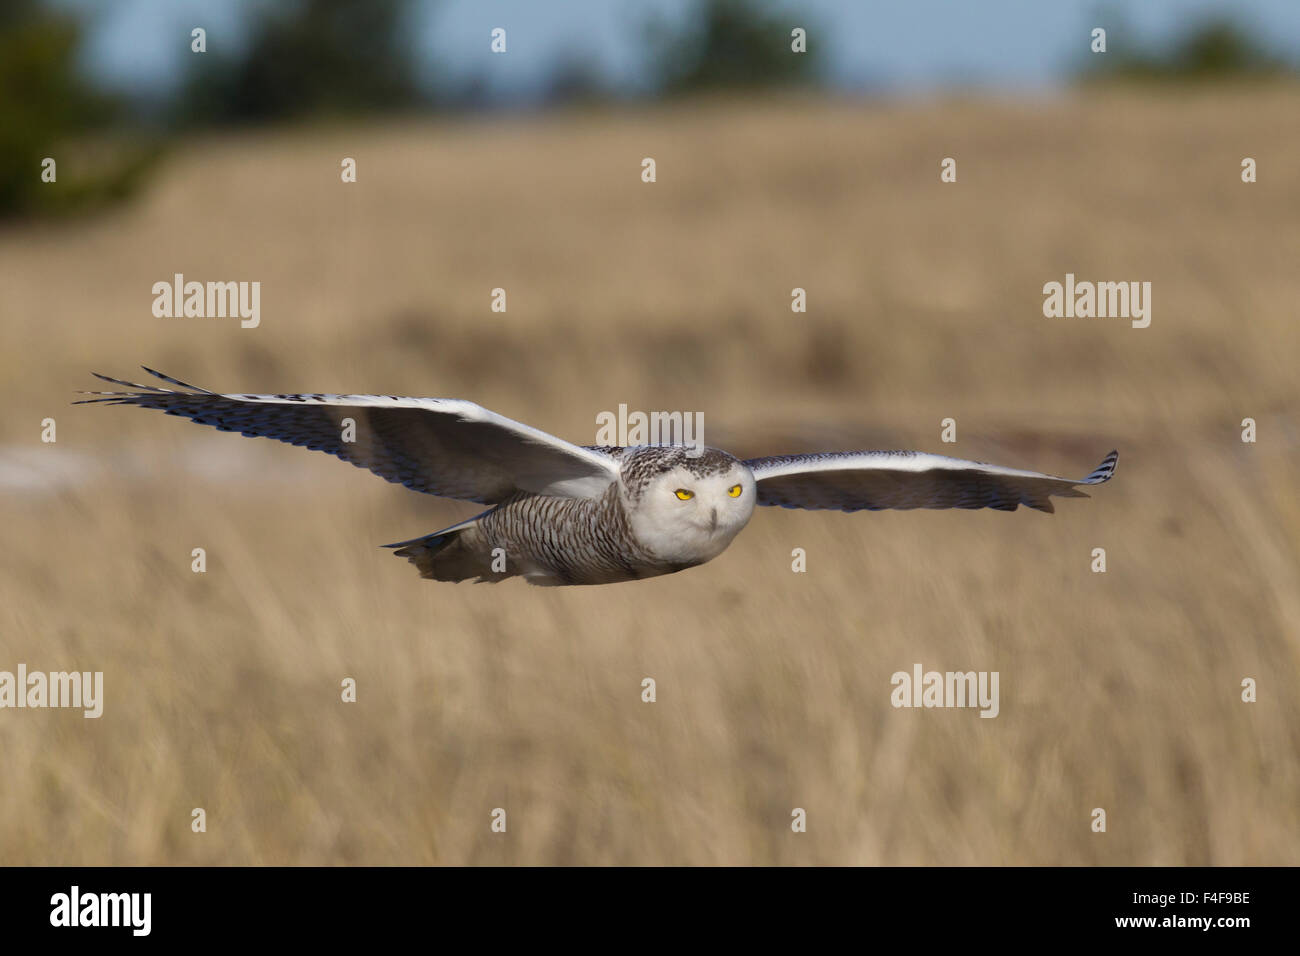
[709,507,718,533]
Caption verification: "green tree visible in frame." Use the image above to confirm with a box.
[0,0,156,218]
[177,0,424,125]
[1079,18,1291,84]
[645,0,821,96]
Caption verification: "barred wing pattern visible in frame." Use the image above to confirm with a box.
[76,368,619,504]
[744,449,1118,514]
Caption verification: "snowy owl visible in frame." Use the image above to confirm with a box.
[80,369,1119,586]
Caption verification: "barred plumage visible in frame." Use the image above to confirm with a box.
[80,368,1119,586]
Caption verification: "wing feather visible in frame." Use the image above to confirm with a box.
[744,449,1118,513]
[77,368,618,503]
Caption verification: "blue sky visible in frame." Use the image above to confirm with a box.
[63,0,1300,100]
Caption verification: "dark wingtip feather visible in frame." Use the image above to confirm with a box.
[141,366,213,393]
[90,371,167,392]
[1081,449,1119,484]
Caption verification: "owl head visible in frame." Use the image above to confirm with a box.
[623,446,756,565]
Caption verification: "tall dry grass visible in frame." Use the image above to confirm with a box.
[1,88,1297,864]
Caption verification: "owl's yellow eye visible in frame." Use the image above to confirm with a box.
[674,489,694,500]
[728,484,742,497]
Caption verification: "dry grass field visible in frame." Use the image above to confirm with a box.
[1,87,1297,865]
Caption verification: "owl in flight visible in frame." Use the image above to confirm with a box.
[80,369,1118,586]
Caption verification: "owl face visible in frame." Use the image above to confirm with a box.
[627,458,756,565]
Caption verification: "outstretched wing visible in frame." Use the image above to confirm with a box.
[744,449,1118,514]
[77,368,619,503]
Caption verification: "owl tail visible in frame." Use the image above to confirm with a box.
[383,512,504,583]
[386,530,478,582]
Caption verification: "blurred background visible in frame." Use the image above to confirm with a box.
[1,0,1297,864]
